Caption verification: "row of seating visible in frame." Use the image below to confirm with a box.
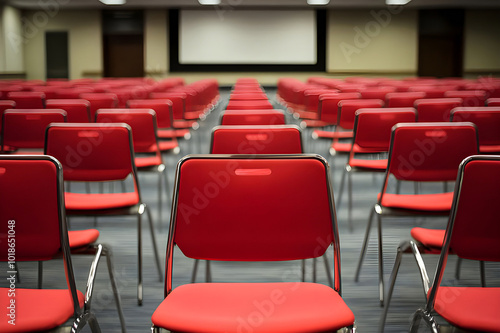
[0,77,220,333]
[2,76,500,332]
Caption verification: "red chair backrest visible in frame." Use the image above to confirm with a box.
[150,92,186,120]
[387,122,479,182]
[318,93,361,124]
[450,107,500,149]
[211,125,302,154]
[359,86,396,100]
[220,110,285,125]
[486,98,500,106]
[2,109,67,149]
[225,100,274,110]
[127,99,173,128]
[7,91,46,109]
[45,123,135,182]
[353,108,417,150]
[172,155,336,262]
[448,156,500,262]
[386,92,426,108]
[337,99,385,130]
[79,93,118,121]
[46,99,91,122]
[414,98,463,122]
[444,90,487,107]
[0,100,16,133]
[96,109,160,154]
[0,156,65,261]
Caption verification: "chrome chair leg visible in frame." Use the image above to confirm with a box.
[191,259,199,283]
[137,213,143,305]
[348,170,353,232]
[101,245,127,333]
[145,204,163,282]
[38,261,43,289]
[377,213,384,306]
[206,260,212,282]
[455,257,462,280]
[322,252,334,288]
[480,261,486,287]
[355,206,376,282]
[379,241,407,332]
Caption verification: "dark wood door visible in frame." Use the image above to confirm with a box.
[104,34,144,78]
[418,9,464,78]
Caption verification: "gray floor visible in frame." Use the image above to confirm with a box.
[3,87,499,333]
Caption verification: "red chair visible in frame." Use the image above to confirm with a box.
[414,98,463,122]
[1,109,67,153]
[386,92,426,107]
[380,155,500,332]
[44,123,163,305]
[220,110,286,125]
[0,100,16,149]
[151,155,356,332]
[229,92,268,101]
[336,108,418,230]
[150,92,198,129]
[355,122,479,306]
[450,106,500,153]
[359,86,396,100]
[225,99,274,110]
[444,90,487,107]
[329,99,385,156]
[46,99,91,122]
[79,93,118,121]
[408,85,459,98]
[486,98,500,106]
[0,155,101,332]
[95,109,171,225]
[55,87,94,99]
[310,92,361,141]
[7,91,46,109]
[127,99,182,153]
[211,125,303,154]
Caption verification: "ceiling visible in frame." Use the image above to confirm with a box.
[4,0,500,9]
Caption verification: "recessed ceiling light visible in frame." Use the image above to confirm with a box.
[198,0,221,5]
[307,0,330,4]
[386,0,411,5]
[99,0,126,5]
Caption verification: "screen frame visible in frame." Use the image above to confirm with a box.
[168,8,326,72]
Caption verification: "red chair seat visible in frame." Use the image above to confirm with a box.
[65,192,139,210]
[349,158,388,170]
[295,110,318,120]
[0,288,84,333]
[135,155,162,168]
[410,227,445,250]
[157,128,189,139]
[313,130,353,139]
[379,192,454,211]
[68,229,100,249]
[433,287,500,332]
[480,145,500,154]
[184,111,203,120]
[173,120,197,129]
[158,140,179,152]
[152,282,355,333]
[301,119,331,128]
[332,143,379,154]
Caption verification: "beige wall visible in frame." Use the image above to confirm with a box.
[12,7,500,82]
[0,5,24,74]
[327,8,418,75]
[145,9,168,79]
[464,10,500,76]
[23,10,102,80]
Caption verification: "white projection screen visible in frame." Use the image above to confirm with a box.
[179,10,317,65]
